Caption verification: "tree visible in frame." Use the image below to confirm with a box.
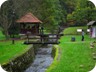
[0,0,24,38]
[28,0,64,33]
[0,1,11,38]
[67,0,96,26]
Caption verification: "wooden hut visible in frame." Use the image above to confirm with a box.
[16,12,42,34]
[87,21,96,38]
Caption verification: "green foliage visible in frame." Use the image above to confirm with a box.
[76,0,88,9]
[47,35,96,72]
[38,0,63,31]
[63,27,87,35]
[0,0,67,33]
[0,0,96,34]
[67,0,96,26]
[60,0,77,13]
[12,0,65,31]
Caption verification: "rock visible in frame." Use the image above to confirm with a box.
[79,65,84,68]
[93,56,96,60]
[90,46,94,49]
[93,41,96,43]
[92,53,96,56]
[90,42,95,49]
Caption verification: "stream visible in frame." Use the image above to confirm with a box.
[24,44,53,72]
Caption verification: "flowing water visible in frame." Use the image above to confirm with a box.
[24,44,53,72]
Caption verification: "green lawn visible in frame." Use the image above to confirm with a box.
[0,40,29,65]
[47,35,96,72]
[64,26,87,35]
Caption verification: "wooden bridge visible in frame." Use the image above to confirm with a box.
[24,33,63,45]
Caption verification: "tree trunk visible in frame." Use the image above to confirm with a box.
[4,29,9,39]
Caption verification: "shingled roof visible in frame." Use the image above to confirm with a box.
[87,21,96,26]
[16,12,42,24]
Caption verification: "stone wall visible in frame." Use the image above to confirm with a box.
[2,45,35,72]
[51,45,56,58]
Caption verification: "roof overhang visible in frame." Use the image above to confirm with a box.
[87,21,96,26]
[16,12,42,24]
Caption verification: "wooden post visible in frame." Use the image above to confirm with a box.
[11,11,15,44]
[40,26,44,43]
[26,32,29,42]
[12,34,15,44]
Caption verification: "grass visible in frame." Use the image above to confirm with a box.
[64,26,87,35]
[47,45,59,72]
[47,35,96,72]
[0,40,30,65]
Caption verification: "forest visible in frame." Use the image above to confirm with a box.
[0,0,96,38]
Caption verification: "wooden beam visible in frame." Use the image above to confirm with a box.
[24,41,60,45]
[26,37,60,39]
[26,34,64,36]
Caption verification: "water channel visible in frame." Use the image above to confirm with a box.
[24,44,53,72]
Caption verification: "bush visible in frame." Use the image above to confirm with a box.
[63,26,88,35]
